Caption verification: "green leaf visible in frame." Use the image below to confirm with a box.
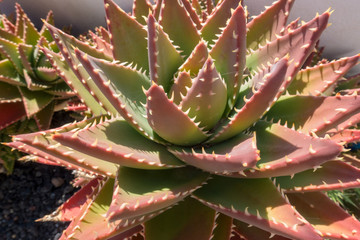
[222,122,342,178]
[169,133,258,173]
[107,166,209,221]
[23,16,40,45]
[144,197,216,240]
[10,116,118,177]
[40,47,106,116]
[201,0,242,45]
[14,3,25,38]
[104,0,148,70]
[193,176,322,240]
[169,71,192,105]
[147,14,183,92]
[246,11,330,94]
[18,86,54,118]
[210,58,288,143]
[159,0,201,58]
[276,161,360,192]
[178,40,209,76]
[179,58,227,130]
[210,5,246,110]
[34,100,54,130]
[18,43,35,77]
[0,81,22,102]
[53,118,184,169]
[265,95,360,135]
[0,37,23,73]
[211,213,233,240]
[132,0,152,25]
[39,11,55,42]
[246,0,294,50]
[146,84,208,146]
[75,49,158,140]
[0,59,19,80]
[0,28,23,44]
[287,54,360,95]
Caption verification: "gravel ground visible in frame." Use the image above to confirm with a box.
[0,161,78,240]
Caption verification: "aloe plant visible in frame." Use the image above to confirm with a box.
[0,3,74,132]
[7,0,360,239]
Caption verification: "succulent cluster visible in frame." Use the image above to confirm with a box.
[6,0,360,239]
[0,4,74,132]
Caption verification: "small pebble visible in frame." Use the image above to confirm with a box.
[51,177,64,188]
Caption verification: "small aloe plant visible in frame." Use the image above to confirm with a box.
[0,3,74,131]
[7,0,360,239]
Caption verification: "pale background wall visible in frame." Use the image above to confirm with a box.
[1,0,359,73]
[0,0,133,34]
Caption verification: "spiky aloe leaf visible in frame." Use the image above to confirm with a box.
[275,161,360,192]
[178,40,209,76]
[180,58,227,130]
[193,176,322,240]
[8,116,118,177]
[40,47,107,115]
[132,0,152,25]
[226,122,342,178]
[147,14,183,92]
[0,27,21,43]
[33,100,55,130]
[18,86,54,118]
[53,118,184,169]
[330,129,360,144]
[144,197,216,240]
[246,0,294,50]
[0,37,23,72]
[209,5,246,110]
[0,58,20,81]
[246,10,329,94]
[46,24,117,114]
[200,0,242,45]
[107,167,208,221]
[40,177,103,221]
[210,58,288,143]
[14,3,25,38]
[17,43,35,77]
[211,213,233,240]
[169,133,258,173]
[265,95,360,135]
[59,178,129,240]
[74,48,152,126]
[105,0,148,70]
[23,14,40,45]
[287,192,360,240]
[180,0,202,30]
[169,71,192,105]
[0,81,22,102]
[233,219,291,240]
[287,54,360,95]
[39,11,54,42]
[159,0,201,57]
[88,31,113,58]
[146,84,208,146]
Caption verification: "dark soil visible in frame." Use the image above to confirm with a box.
[0,161,78,240]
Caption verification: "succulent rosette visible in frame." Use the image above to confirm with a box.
[7,0,360,239]
[0,4,74,131]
